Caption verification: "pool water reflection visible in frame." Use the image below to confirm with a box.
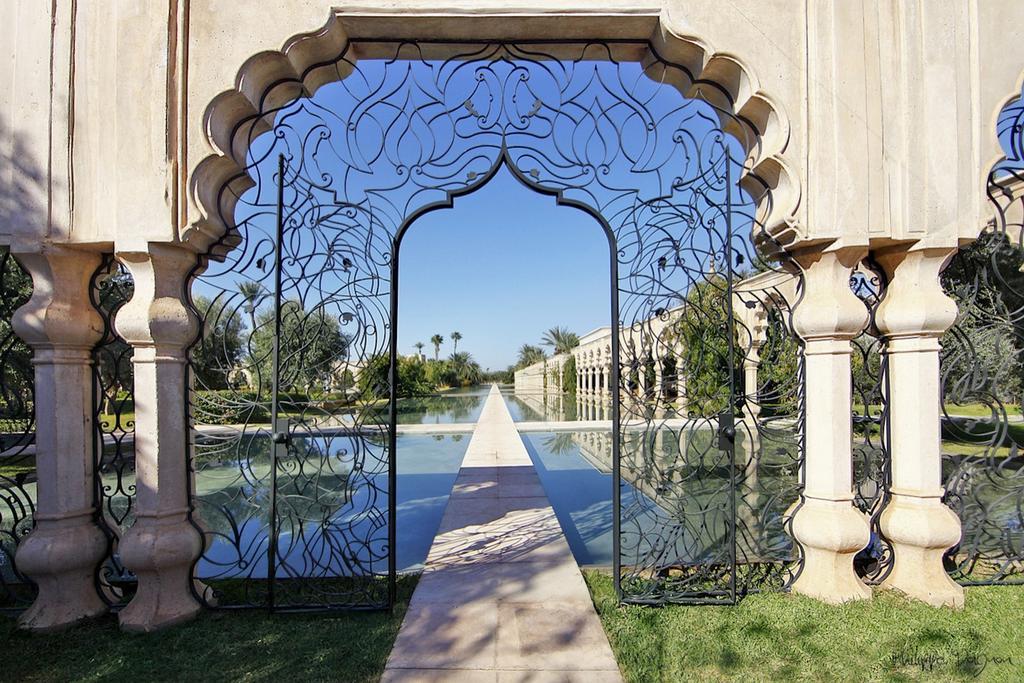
[193,432,471,577]
[505,390,591,422]
[392,387,489,425]
[523,428,803,575]
[521,431,614,566]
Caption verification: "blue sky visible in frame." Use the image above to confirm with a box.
[398,165,611,370]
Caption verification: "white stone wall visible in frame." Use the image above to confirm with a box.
[7,2,1024,253]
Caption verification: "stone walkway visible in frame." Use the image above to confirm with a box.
[383,385,622,682]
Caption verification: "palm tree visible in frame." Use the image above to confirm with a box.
[414,342,425,359]
[450,330,462,352]
[430,334,444,361]
[541,326,580,355]
[238,280,264,332]
[449,351,483,386]
[517,344,547,368]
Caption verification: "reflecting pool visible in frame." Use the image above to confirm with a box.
[523,428,803,575]
[521,431,614,565]
[505,390,605,422]
[391,387,489,424]
[193,432,470,578]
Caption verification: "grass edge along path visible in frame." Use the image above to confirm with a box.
[583,570,1022,682]
[1,575,418,683]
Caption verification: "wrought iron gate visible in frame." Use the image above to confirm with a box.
[187,40,802,610]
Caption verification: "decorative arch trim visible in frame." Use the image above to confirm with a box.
[984,69,1024,239]
[186,9,801,257]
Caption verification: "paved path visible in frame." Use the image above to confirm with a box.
[383,385,622,682]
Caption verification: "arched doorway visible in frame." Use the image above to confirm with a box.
[186,40,802,611]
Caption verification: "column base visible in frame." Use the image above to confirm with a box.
[15,517,108,632]
[879,494,964,608]
[118,517,204,632]
[791,497,872,603]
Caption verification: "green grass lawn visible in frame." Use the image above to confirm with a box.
[1,575,417,683]
[584,571,1023,682]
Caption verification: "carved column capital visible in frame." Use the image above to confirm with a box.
[792,246,870,346]
[115,244,199,360]
[11,246,104,353]
[873,246,958,344]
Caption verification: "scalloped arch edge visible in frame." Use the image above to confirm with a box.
[981,68,1024,242]
[187,9,803,257]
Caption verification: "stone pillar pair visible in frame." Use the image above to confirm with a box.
[13,244,204,632]
[790,244,962,607]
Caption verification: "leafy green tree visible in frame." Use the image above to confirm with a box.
[940,231,1024,410]
[249,300,348,394]
[561,355,577,394]
[0,252,34,433]
[424,359,445,387]
[541,326,580,355]
[191,294,246,390]
[482,367,514,383]
[669,276,733,416]
[757,307,801,416]
[414,341,425,358]
[358,354,433,398]
[94,265,135,414]
[430,334,444,361]
[450,331,462,353]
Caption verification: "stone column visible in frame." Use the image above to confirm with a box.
[115,244,204,631]
[790,246,872,603]
[743,343,763,419]
[11,247,108,631]
[654,358,664,399]
[637,356,648,397]
[576,360,582,395]
[675,344,687,415]
[874,245,963,607]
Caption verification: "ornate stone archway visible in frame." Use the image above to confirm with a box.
[9,1,1021,632]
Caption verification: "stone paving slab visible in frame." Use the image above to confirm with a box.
[385,385,622,681]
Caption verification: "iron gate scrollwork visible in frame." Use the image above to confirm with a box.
[0,249,35,609]
[934,83,1024,586]
[90,254,137,605]
[189,40,803,609]
[848,264,893,584]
